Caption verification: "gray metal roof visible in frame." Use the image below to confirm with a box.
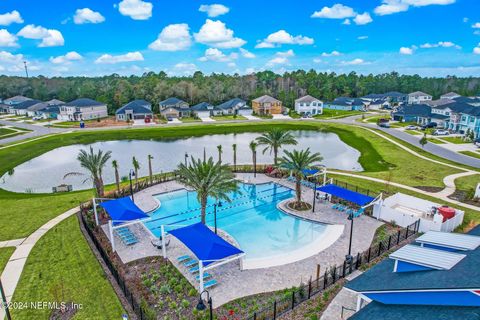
[416,231,480,251]
[390,245,466,270]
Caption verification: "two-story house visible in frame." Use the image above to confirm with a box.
[392,104,431,123]
[457,105,480,136]
[12,99,48,117]
[58,98,108,121]
[407,91,432,105]
[252,95,283,115]
[159,97,190,119]
[294,95,323,115]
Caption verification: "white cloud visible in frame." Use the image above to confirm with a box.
[17,25,64,47]
[321,50,342,57]
[49,51,83,64]
[471,22,480,29]
[342,19,351,25]
[474,43,480,55]
[313,58,322,63]
[0,50,23,63]
[255,30,314,48]
[420,41,461,49]
[475,30,480,36]
[117,0,153,20]
[173,62,198,74]
[194,19,246,48]
[148,24,192,51]
[74,8,105,24]
[276,49,294,57]
[239,48,255,58]
[198,4,230,17]
[374,0,455,16]
[341,58,366,65]
[354,12,373,25]
[199,48,236,62]
[0,29,18,47]
[357,35,368,40]
[0,10,23,26]
[311,4,356,19]
[95,51,144,64]
[399,46,414,54]
[267,50,294,66]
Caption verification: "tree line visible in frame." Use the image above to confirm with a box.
[1,70,479,114]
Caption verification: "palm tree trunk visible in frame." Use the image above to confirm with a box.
[96,177,105,197]
[200,196,207,224]
[274,146,278,165]
[134,168,138,189]
[148,159,153,184]
[253,152,257,178]
[233,149,237,171]
[114,168,120,192]
[295,175,302,204]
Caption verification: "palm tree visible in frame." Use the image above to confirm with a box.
[112,160,120,193]
[147,154,154,184]
[279,148,323,208]
[256,128,298,165]
[232,143,237,171]
[249,141,258,177]
[176,157,237,224]
[64,147,112,197]
[132,156,140,187]
[217,145,223,163]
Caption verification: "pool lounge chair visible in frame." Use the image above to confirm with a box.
[184,259,198,267]
[122,237,138,246]
[204,279,218,289]
[177,255,191,262]
[189,266,199,273]
[195,272,212,281]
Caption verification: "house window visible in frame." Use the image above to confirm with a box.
[470,117,475,123]
[462,116,466,121]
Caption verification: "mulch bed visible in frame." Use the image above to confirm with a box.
[414,186,444,193]
[287,201,312,211]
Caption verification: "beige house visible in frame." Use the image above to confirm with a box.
[252,95,283,115]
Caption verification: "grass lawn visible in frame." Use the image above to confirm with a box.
[439,136,470,144]
[179,117,201,123]
[11,216,125,319]
[459,151,480,159]
[404,129,422,135]
[454,173,480,194]
[362,114,391,123]
[211,115,247,121]
[0,127,17,136]
[0,246,15,274]
[314,109,362,119]
[427,138,446,144]
[390,121,418,128]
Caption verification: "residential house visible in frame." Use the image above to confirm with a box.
[424,98,455,108]
[3,95,31,106]
[45,99,65,105]
[440,92,461,100]
[392,104,431,123]
[58,98,108,121]
[159,97,190,118]
[216,98,252,115]
[407,91,432,104]
[251,95,283,115]
[324,97,367,111]
[0,104,9,113]
[116,99,153,121]
[366,98,391,110]
[191,102,219,118]
[443,102,475,132]
[294,95,323,115]
[38,105,61,119]
[362,92,407,105]
[12,99,48,117]
[346,227,480,320]
[453,96,480,106]
[457,105,480,136]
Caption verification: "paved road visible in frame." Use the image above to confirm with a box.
[329,116,480,169]
[0,119,66,144]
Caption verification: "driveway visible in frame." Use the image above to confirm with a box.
[0,119,66,145]
[272,114,292,120]
[199,117,215,122]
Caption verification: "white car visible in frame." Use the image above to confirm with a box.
[433,129,449,136]
[405,125,419,130]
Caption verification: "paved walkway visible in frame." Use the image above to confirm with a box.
[0,207,78,320]
[0,119,65,145]
[433,171,479,198]
[320,271,362,320]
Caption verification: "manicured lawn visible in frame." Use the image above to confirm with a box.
[11,216,125,319]
[212,115,247,121]
[404,129,422,135]
[363,114,391,123]
[454,173,480,194]
[427,138,446,144]
[314,109,362,119]
[0,246,15,274]
[180,117,201,123]
[0,127,17,136]
[459,151,480,159]
[390,121,418,128]
[439,136,470,144]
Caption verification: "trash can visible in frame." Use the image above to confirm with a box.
[79,121,85,128]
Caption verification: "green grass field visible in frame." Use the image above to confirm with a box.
[11,216,125,319]
[439,136,470,144]
[0,247,15,274]
[459,150,480,159]
[314,109,362,119]
[212,115,247,121]
[404,129,422,135]
[180,117,201,123]
[0,127,17,137]
[427,138,446,144]
[454,174,480,194]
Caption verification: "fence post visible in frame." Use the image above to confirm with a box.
[316,264,321,280]
[342,261,346,278]
[367,247,371,263]
[291,291,295,309]
[397,230,401,245]
[308,279,312,299]
[378,242,383,255]
[253,312,257,320]
[387,235,392,250]
[323,271,328,289]
[273,301,277,319]
[356,252,361,269]
[406,225,410,238]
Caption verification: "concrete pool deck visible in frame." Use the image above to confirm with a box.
[100,173,383,307]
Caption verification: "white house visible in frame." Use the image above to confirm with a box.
[440,92,461,100]
[372,193,464,233]
[58,98,108,121]
[294,95,323,115]
[407,91,432,105]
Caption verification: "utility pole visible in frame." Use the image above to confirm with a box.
[24,61,29,78]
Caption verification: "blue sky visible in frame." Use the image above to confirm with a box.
[0,0,479,77]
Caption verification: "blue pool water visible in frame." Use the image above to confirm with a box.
[144,182,327,260]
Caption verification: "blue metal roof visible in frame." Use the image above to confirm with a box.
[100,197,149,224]
[115,99,152,115]
[169,222,244,266]
[216,98,246,110]
[64,98,105,107]
[316,184,374,206]
[159,97,186,105]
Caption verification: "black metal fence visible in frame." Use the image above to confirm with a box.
[78,209,152,320]
[246,219,420,320]
[331,179,374,197]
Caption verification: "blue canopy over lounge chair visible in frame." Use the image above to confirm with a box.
[316,184,375,206]
[169,222,244,266]
[302,168,319,176]
[100,196,149,224]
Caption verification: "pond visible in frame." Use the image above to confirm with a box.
[0,131,362,193]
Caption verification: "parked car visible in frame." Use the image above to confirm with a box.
[432,129,449,136]
[166,116,173,121]
[32,116,42,120]
[421,122,437,130]
[377,118,390,128]
[405,125,419,130]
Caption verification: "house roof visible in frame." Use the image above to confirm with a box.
[46,99,65,105]
[295,95,321,103]
[4,95,32,104]
[408,91,432,97]
[461,105,480,117]
[393,104,431,117]
[13,99,44,109]
[116,99,152,115]
[217,98,246,110]
[330,97,365,106]
[159,97,186,105]
[42,105,60,114]
[425,99,455,107]
[252,95,280,104]
[345,226,480,293]
[64,98,105,107]
[384,91,407,97]
[452,97,480,104]
[191,102,214,111]
[448,102,476,113]
[441,92,460,98]
[349,301,480,320]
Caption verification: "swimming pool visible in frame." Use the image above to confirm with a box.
[144,182,341,268]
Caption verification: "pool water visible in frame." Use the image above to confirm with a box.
[144,182,328,260]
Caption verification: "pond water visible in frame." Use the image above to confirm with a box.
[0,131,362,193]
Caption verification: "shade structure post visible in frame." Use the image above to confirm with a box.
[109,220,115,252]
[93,198,99,226]
[199,260,204,292]
[323,170,327,185]
[161,225,167,258]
